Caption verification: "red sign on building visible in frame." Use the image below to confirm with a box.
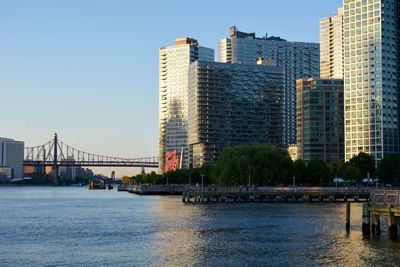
[164,150,178,172]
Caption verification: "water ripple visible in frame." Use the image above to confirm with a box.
[0,187,400,266]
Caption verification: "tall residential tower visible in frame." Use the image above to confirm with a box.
[188,60,284,167]
[219,26,320,146]
[159,38,214,172]
[343,0,400,161]
[296,78,344,163]
[320,8,344,79]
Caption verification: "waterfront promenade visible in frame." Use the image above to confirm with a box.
[118,184,185,195]
[182,186,373,203]
[118,184,400,240]
[118,184,374,202]
[362,190,400,239]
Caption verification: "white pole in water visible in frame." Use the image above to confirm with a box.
[179,147,183,169]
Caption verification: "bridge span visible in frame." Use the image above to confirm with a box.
[24,134,158,183]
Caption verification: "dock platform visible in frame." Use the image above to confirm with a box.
[118,184,185,195]
[182,186,372,203]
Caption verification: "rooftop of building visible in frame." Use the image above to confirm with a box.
[160,37,204,50]
[191,59,283,72]
[175,37,198,46]
[0,137,24,142]
[320,7,344,21]
[229,26,287,41]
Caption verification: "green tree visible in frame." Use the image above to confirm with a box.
[160,165,214,185]
[122,176,134,185]
[349,152,375,178]
[341,164,362,181]
[326,161,338,181]
[211,144,292,186]
[293,159,306,185]
[377,155,400,185]
[336,160,346,177]
[306,159,328,185]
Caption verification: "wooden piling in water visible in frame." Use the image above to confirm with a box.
[388,206,397,240]
[346,202,351,232]
[362,203,371,235]
[371,213,381,236]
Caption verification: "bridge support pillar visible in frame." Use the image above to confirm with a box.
[346,202,351,232]
[362,203,370,235]
[388,206,398,240]
[51,166,59,185]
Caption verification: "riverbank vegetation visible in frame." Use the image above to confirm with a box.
[122,144,400,187]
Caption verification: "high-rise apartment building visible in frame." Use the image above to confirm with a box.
[219,26,320,146]
[296,78,344,162]
[159,37,214,172]
[0,137,24,178]
[343,0,400,161]
[188,60,284,167]
[320,8,344,79]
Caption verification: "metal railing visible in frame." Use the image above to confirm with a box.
[370,190,400,207]
[184,186,374,194]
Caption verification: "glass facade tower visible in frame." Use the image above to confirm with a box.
[159,38,214,172]
[219,26,320,147]
[188,61,284,167]
[296,78,344,163]
[343,0,400,161]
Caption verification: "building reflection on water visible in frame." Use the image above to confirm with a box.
[150,197,211,266]
[150,198,400,266]
[1,188,400,266]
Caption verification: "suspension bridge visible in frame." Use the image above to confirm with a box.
[24,134,159,182]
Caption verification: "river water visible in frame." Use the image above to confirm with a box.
[0,187,399,266]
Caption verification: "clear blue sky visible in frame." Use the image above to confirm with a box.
[0,0,342,177]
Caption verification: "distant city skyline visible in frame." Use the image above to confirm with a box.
[1,0,342,176]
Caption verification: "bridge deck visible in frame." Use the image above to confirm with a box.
[24,134,159,170]
[24,160,158,168]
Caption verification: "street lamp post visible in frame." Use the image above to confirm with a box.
[200,174,204,200]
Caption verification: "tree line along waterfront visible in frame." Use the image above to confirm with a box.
[122,144,400,187]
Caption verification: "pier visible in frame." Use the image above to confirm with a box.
[118,184,185,195]
[357,190,400,240]
[88,179,106,190]
[183,186,400,239]
[182,186,372,203]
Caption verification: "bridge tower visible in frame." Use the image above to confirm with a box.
[51,133,59,184]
